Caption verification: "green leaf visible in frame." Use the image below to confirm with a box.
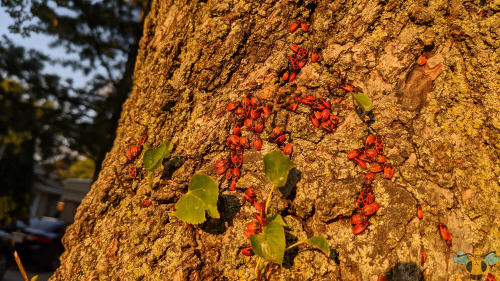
[264,150,295,187]
[307,237,330,255]
[250,222,286,265]
[174,174,220,224]
[267,213,287,227]
[143,141,172,171]
[352,93,373,112]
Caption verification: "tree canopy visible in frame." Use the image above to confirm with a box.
[0,0,151,223]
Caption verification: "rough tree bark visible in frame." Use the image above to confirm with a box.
[52,0,500,280]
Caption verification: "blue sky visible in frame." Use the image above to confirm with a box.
[1,7,90,88]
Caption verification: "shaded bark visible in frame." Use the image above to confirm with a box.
[53,0,500,280]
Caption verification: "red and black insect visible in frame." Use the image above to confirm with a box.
[241,247,254,256]
[417,205,423,219]
[353,158,367,169]
[300,21,308,32]
[350,214,367,225]
[369,163,383,173]
[352,221,369,235]
[384,163,394,179]
[417,53,428,66]
[290,55,300,70]
[128,164,138,178]
[348,149,362,160]
[140,199,151,208]
[365,135,376,149]
[227,101,240,111]
[281,143,293,158]
[438,223,452,246]
[364,172,374,185]
[226,135,240,150]
[282,70,290,81]
[365,149,378,159]
[216,159,230,175]
[296,47,308,61]
[269,127,286,145]
[359,202,380,216]
[374,155,387,163]
[233,123,242,136]
[375,136,384,154]
[126,145,141,161]
[231,148,243,167]
[289,20,300,33]
[253,135,262,151]
[310,115,320,127]
[245,188,257,203]
[357,187,375,209]
[229,179,238,191]
[311,49,319,62]
[378,276,388,281]
[137,135,148,147]
[239,137,250,148]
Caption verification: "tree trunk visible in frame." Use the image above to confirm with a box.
[52,0,500,280]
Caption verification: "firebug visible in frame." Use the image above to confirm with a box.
[438,223,452,246]
[352,221,369,235]
[311,49,319,62]
[417,205,423,219]
[383,163,394,179]
[241,247,254,256]
[253,135,262,150]
[289,21,300,32]
[417,53,428,66]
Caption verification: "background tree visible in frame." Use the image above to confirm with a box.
[47,0,500,280]
[1,0,152,180]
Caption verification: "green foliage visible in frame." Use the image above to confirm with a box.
[1,0,152,180]
[66,157,95,179]
[250,222,286,266]
[0,142,34,225]
[142,141,172,187]
[306,237,330,255]
[352,92,373,115]
[143,141,172,172]
[267,213,287,227]
[263,150,295,187]
[174,175,220,225]
[250,152,329,273]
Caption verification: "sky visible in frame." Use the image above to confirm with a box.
[0,7,91,88]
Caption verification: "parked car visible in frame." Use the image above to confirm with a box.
[0,230,13,280]
[2,217,66,271]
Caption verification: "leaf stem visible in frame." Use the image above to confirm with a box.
[265,183,276,217]
[284,240,307,251]
[14,251,29,281]
[255,258,261,281]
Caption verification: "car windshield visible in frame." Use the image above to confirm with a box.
[29,217,65,233]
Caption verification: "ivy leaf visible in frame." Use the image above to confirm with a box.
[174,174,220,224]
[264,150,295,187]
[143,141,172,171]
[250,222,286,265]
[352,93,373,112]
[307,237,330,255]
[267,213,287,227]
